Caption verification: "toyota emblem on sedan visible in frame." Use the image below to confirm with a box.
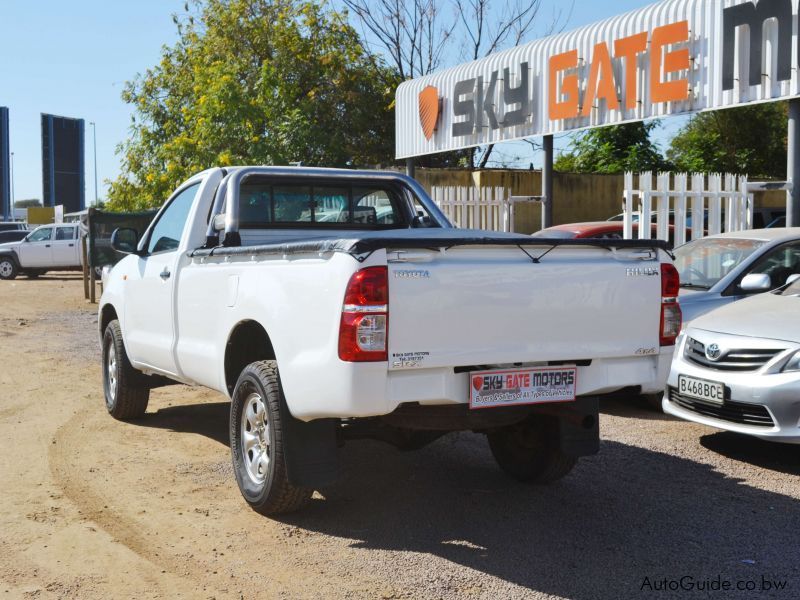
[706,343,722,361]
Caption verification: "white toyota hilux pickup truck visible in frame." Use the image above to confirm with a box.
[99,166,680,515]
[0,223,83,280]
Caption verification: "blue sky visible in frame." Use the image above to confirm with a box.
[0,0,679,203]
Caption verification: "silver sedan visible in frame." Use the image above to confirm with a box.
[664,279,800,443]
[675,228,800,323]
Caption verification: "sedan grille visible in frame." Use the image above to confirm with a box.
[668,388,775,428]
[685,337,783,371]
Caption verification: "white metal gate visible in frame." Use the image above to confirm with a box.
[430,186,544,232]
[623,172,753,246]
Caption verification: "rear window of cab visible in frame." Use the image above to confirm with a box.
[237,180,408,229]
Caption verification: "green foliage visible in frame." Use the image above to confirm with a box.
[667,103,787,178]
[14,199,42,208]
[555,122,668,174]
[108,0,400,210]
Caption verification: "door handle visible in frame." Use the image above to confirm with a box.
[160,267,171,281]
[68,243,74,247]
[45,244,51,248]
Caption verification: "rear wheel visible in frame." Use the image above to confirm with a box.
[0,257,17,280]
[102,320,149,420]
[487,416,577,483]
[230,361,312,515]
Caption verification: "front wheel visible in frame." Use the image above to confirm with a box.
[102,320,149,420]
[230,361,312,515]
[487,416,577,484]
[0,257,18,280]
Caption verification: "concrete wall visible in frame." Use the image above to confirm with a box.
[415,168,787,234]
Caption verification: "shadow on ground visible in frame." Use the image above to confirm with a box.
[599,393,674,422]
[701,431,800,476]
[136,399,800,599]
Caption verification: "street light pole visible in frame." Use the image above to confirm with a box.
[89,121,98,206]
[10,151,15,215]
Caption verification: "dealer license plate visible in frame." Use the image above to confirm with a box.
[469,366,577,409]
[678,374,725,405]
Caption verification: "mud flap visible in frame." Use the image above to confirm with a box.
[280,402,340,488]
[554,396,600,457]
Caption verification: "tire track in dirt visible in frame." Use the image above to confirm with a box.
[47,405,190,595]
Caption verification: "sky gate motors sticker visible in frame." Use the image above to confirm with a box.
[469,367,577,410]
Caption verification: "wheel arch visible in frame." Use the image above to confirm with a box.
[99,303,119,340]
[224,319,277,395]
[0,250,19,266]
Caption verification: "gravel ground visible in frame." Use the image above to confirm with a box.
[1,276,798,599]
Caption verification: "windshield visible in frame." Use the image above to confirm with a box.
[674,237,765,289]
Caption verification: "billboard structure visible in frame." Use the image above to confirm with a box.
[41,114,85,213]
[396,0,800,158]
[395,0,800,227]
[0,108,9,222]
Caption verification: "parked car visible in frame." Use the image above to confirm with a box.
[0,230,30,244]
[0,223,83,279]
[664,278,800,443]
[0,222,27,232]
[534,221,673,245]
[675,228,800,323]
[99,166,679,515]
[608,207,784,230]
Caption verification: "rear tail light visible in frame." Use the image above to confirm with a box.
[660,263,682,346]
[338,267,388,361]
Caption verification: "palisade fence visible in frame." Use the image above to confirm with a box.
[623,172,753,246]
[431,186,544,232]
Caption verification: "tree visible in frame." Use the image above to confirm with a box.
[108,0,400,211]
[14,199,42,209]
[342,0,572,168]
[667,103,787,178]
[554,121,668,174]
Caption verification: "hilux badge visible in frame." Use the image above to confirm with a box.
[706,343,722,361]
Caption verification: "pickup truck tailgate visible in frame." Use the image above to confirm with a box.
[387,245,663,370]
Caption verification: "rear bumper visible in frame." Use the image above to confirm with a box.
[285,349,673,420]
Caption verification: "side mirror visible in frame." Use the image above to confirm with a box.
[740,273,772,292]
[786,273,800,286]
[110,228,140,254]
[413,212,433,228]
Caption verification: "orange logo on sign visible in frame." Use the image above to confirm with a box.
[418,86,440,140]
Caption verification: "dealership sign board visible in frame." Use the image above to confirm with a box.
[396,0,800,158]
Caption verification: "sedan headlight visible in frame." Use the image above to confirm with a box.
[781,351,800,373]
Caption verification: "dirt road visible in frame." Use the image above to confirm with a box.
[1,276,799,599]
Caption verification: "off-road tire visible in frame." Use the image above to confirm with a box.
[0,257,18,280]
[230,361,313,515]
[487,416,577,484]
[641,392,664,412]
[102,320,149,420]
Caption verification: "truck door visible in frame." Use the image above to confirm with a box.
[51,226,80,267]
[124,182,200,375]
[18,226,54,267]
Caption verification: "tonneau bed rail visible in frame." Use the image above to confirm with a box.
[190,233,672,262]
